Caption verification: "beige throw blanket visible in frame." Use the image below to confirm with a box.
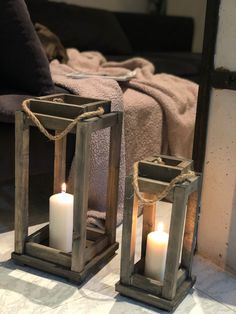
[50,49,198,228]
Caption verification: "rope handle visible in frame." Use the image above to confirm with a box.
[22,98,104,141]
[132,161,196,205]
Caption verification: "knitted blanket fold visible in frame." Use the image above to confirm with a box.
[50,48,198,228]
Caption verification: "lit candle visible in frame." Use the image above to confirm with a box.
[144,222,169,282]
[49,183,74,252]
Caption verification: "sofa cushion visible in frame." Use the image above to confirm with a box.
[106,52,201,82]
[0,0,55,95]
[26,0,133,55]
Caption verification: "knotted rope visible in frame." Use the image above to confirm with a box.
[133,159,195,205]
[22,98,104,141]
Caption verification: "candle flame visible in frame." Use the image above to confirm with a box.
[61,183,66,193]
[157,222,164,232]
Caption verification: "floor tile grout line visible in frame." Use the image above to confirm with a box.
[195,287,236,313]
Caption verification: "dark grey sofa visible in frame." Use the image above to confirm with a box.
[0,0,201,182]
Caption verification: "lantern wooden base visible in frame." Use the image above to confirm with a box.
[12,224,118,283]
[115,276,195,312]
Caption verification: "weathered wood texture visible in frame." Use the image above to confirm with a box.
[105,112,123,244]
[116,156,201,311]
[138,155,193,182]
[15,111,29,254]
[12,96,122,284]
[182,176,202,274]
[141,193,157,258]
[131,273,162,295]
[71,122,91,273]
[12,241,118,284]
[162,185,188,300]
[116,277,195,312]
[120,176,139,285]
[29,95,111,118]
[53,132,67,193]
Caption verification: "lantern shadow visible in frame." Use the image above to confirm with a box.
[108,294,167,314]
[0,259,78,308]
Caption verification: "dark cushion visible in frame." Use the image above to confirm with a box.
[0,85,70,123]
[26,0,133,55]
[0,0,55,95]
[115,13,194,53]
[106,52,202,83]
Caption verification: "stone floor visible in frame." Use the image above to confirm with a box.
[1,216,236,314]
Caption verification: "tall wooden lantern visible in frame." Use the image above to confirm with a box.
[12,94,122,283]
[116,155,202,312]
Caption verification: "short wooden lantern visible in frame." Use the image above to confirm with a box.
[116,155,202,312]
[12,94,122,283]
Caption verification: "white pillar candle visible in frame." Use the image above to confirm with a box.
[144,222,169,282]
[49,183,74,253]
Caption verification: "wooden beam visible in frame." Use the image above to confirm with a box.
[15,111,29,254]
[71,122,91,272]
[105,112,123,244]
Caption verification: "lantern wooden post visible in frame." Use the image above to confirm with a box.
[12,94,122,283]
[116,155,202,312]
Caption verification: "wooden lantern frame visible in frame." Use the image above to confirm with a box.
[12,94,123,283]
[116,155,202,312]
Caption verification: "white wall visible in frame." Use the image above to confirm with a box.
[50,0,149,13]
[167,0,207,52]
[198,0,236,272]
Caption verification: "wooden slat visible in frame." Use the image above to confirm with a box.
[11,252,82,283]
[139,161,183,182]
[120,176,139,285]
[29,98,111,118]
[85,235,109,263]
[162,185,188,300]
[80,242,118,279]
[138,177,174,201]
[27,112,118,135]
[177,268,187,288]
[25,242,71,268]
[71,122,91,273]
[25,235,109,268]
[105,111,123,244]
[134,258,145,274]
[15,111,29,254]
[116,276,195,312]
[26,224,105,244]
[144,155,186,164]
[29,100,85,119]
[27,114,76,132]
[88,112,118,132]
[25,230,108,267]
[141,193,157,258]
[27,225,49,244]
[86,227,105,241]
[39,93,102,105]
[53,132,67,193]
[80,100,111,114]
[131,273,162,296]
[182,175,202,274]
[12,241,118,284]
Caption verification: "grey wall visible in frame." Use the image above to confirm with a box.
[198,0,236,273]
[167,0,207,52]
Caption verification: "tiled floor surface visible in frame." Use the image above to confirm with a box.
[1,217,236,314]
